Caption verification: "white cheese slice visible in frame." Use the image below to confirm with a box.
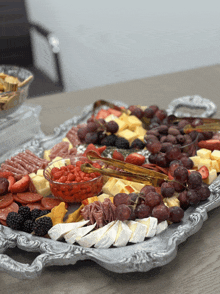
[126,220,148,243]
[48,220,89,241]
[64,223,96,244]
[94,221,119,249]
[76,221,115,248]
[156,221,168,235]
[113,221,132,247]
[136,217,158,238]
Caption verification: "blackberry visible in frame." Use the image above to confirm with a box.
[22,219,34,233]
[18,206,31,221]
[39,210,50,217]
[33,217,53,236]
[130,138,145,150]
[30,209,42,221]
[100,134,117,146]
[6,212,24,230]
[115,137,130,149]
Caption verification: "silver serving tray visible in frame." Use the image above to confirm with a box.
[0,95,219,279]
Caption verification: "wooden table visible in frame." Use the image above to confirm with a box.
[1,64,220,294]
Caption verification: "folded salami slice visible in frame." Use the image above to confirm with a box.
[0,202,19,220]
[13,193,29,204]
[0,193,14,209]
[16,192,43,203]
[24,202,45,211]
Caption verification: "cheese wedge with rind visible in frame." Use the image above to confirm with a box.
[113,221,132,247]
[95,221,120,248]
[156,221,168,235]
[48,220,89,241]
[76,221,115,248]
[136,217,158,238]
[64,223,96,244]
[126,220,148,243]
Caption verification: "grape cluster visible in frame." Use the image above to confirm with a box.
[113,185,185,224]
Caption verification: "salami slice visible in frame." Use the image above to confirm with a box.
[0,202,19,220]
[24,202,44,211]
[16,192,43,203]
[41,197,63,210]
[13,193,29,204]
[0,219,7,226]
[0,193,14,209]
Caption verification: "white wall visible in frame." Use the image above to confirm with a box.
[25,0,220,92]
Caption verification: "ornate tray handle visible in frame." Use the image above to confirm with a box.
[166,95,217,118]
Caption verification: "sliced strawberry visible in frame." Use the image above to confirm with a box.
[198,165,209,179]
[112,150,124,161]
[0,171,13,179]
[10,175,30,193]
[7,176,16,192]
[97,146,107,155]
[198,139,220,151]
[83,144,102,157]
[125,153,145,166]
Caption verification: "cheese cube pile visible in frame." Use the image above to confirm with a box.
[102,177,145,196]
[29,169,51,197]
[104,112,146,143]
[190,148,220,184]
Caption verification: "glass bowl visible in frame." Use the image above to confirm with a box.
[0,65,34,117]
[43,157,104,203]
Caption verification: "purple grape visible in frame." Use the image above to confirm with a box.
[0,178,9,195]
[114,193,130,206]
[135,204,151,219]
[152,205,170,222]
[115,204,131,221]
[169,206,184,222]
[161,182,175,198]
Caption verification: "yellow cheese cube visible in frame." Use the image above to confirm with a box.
[137,135,145,142]
[97,193,110,202]
[111,180,126,196]
[197,148,211,159]
[29,173,37,179]
[163,196,180,208]
[117,129,138,143]
[118,113,130,124]
[197,158,212,170]
[43,150,51,161]
[102,177,118,195]
[128,181,145,192]
[37,185,51,197]
[105,114,118,123]
[211,150,220,161]
[64,158,71,165]
[114,118,128,132]
[204,169,217,185]
[189,156,201,167]
[62,137,73,150]
[211,160,220,172]
[36,169,44,177]
[140,106,148,111]
[32,176,47,190]
[127,115,142,127]
[134,126,146,136]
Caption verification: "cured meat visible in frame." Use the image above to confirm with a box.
[13,193,29,204]
[0,193,14,209]
[16,153,40,172]
[41,197,63,210]
[0,219,7,226]
[16,192,43,203]
[24,202,44,211]
[66,126,81,146]
[1,163,25,176]
[25,150,48,168]
[0,202,19,220]
[49,142,70,160]
[5,159,26,173]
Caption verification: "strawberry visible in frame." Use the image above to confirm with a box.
[198,139,220,151]
[198,165,209,179]
[125,153,145,166]
[97,146,107,155]
[0,171,13,179]
[10,175,30,193]
[112,150,124,161]
[7,176,16,192]
[83,144,102,157]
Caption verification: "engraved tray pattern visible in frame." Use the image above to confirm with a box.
[0,95,219,279]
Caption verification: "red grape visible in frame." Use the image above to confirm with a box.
[145,192,162,207]
[187,189,200,205]
[131,108,144,119]
[177,119,190,129]
[114,193,130,206]
[173,181,186,192]
[146,140,162,154]
[169,206,184,222]
[0,178,9,195]
[106,121,119,134]
[155,110,167,121]
[169,160,183,177]
[87,122,98,132]
[140,185,156,196]
[166,146,181,161]
[168,127,180,136]
[161,182,175,198]
[187,171,202,190]
[84,132,98,144]
[144,108,155,118]
[128,193,141,205]
[196,184,211,201]
[156,153,168,167]
[178,190,190,210]
[149,105,159,114]
[152,204,170,222]
[77,127,89,141]
[180,157,194,169]
[174,166,188,183]
[158,125,168,135]
[135,204,151,219]
[115,204,131,221]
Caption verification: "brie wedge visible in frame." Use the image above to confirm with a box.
[95,221,120,248]
[136,217,158,238]
[64,223,96,244]
[113,221,132,247]
[126,220,148,243]
[76,221,115,248]
[48,220,89,241]
[156,221,168,235]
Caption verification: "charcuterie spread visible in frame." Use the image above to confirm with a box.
[1,100,220,249]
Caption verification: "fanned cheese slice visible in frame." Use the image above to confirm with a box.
[136,217,158,238]
[76,221,115,248]
[156,221,168,235]
[113,221,132,247]
[126,220,148,243]
[64,223,96,244]
[48,220,89,241]
[95,221,120,248]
